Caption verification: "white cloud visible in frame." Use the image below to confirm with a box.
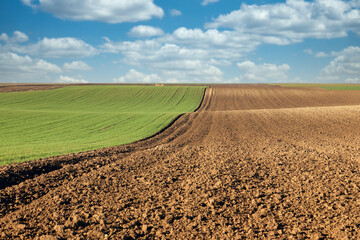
[113,66,222,84]
[95,0,359,83]
[12,31,29,43]
[0,33,8,42]
[351,0,360,8]
[162,67,223,83]
[206,0,360,44]
[101,26,258,82]
[173,28,226,45]
[0,52,61,82]
[113,69,161,83]
[101,35,229,82]
[0,31,28,43]
[345,77,360,83]
[0,52,61,73]
[209,58,232,66]
[63,61,92,71]
[98,1,360,83]
[102,28,259,63]
[202,0,220,6]
[22,0,164,23]
[236,61,290,82]
[157,59,224,83]
[304,49,329,57]
[315,52,329,58]
[36,59,62,73]
[58,75,88,83]
[128,25,164,38]
[170,9,182,16]
[0,33,97,59]
[15,37,97,58]
[304,49,313,55]
[321,46,360,81]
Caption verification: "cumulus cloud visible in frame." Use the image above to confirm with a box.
[0,31,28,43]
[113,69,161,83]
[0,52,61,82]
[15,37,97,58]
[5,1,357,84]
[304,49,313,55]
[100,25,261,82]
[315,52,329,58]
[157,59,224,83]
[173,28,232,46]
[345,77,360,83]
[113,65,223,83]
[12,31,29,43]
[102,28,259,64]
[21,0,164,23]
[57,75,88,83]
[99,1,360,83]
[162,66,223,83]
[321,46,360,82]
[202,0,220,6]
[304,49,329,58]
[206,0,360,44]
[0,33,8,42]
[101,34,229,83]
[170,9,182,16]
[0,32,97,59]
[236,61,290,82]
[63,61,92,71]
[128,25,164,38]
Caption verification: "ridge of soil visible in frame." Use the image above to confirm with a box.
[1,85,360,239]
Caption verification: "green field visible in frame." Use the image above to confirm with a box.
[0,85,205,164]
[273,83,360,90]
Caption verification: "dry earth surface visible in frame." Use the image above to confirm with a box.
[0,84,68,93]
[1,85,360,239]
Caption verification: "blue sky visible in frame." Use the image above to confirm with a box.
[0,0,359,83]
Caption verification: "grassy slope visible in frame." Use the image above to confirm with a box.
[0,85,205,164]
[273,83,360,90]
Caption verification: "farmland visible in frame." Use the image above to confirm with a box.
[0,85,205,164]
[1,85,360,239]
[274,83,360,90]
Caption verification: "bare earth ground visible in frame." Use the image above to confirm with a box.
[0,84,69,93]
[1,86,360,239]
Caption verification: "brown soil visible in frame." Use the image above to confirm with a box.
[0,84,71,93]
[1,86,360,239]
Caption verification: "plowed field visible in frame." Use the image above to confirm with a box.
[1,85,360,239]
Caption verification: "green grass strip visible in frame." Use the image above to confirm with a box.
[0,85,206,164]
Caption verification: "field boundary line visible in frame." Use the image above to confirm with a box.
[132,86,208,143]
